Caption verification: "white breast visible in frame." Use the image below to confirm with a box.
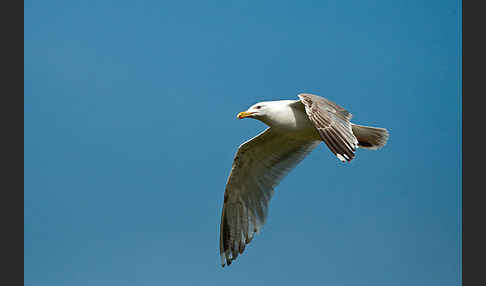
[263,102,320,140]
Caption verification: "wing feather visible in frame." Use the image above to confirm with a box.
[298,93,359,162]
[220,128,319,267]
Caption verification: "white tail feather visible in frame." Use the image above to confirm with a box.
[351,124,389,150]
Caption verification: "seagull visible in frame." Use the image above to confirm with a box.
[219,93,389,267]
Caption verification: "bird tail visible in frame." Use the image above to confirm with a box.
[351,124,389,150]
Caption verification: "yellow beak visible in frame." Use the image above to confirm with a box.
[237,111,253,119]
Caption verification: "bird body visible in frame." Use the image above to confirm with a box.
[252,100,320,140]
[220,93,389,267]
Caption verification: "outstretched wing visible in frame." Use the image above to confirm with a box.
[220,128,319,267]
[297,93,359,162]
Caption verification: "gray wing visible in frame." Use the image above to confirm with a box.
[297,93,359,162]
[220,128,319,267]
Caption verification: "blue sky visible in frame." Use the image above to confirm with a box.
[24,1,461,285]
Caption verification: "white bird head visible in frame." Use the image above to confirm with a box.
[237,102,267,120]
[237,100,292,121]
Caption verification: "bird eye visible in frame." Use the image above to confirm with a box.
[255,106,262,109]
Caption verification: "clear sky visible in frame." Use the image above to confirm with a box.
[24,1,461,285]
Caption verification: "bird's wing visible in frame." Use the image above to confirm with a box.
[220,127,319,267]
[297,93,359,162]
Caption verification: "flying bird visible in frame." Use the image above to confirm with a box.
[219,93,389,267]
